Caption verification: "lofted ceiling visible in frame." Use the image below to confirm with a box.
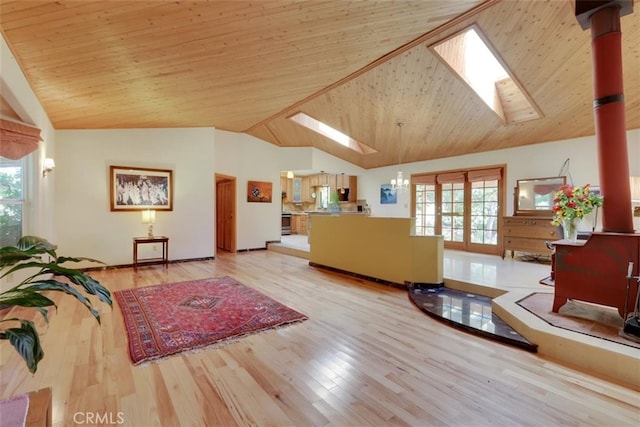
[0,0,638,169]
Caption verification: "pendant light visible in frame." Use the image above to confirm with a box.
[391,122,409,191]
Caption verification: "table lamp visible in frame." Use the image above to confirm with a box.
[141,209,156,237]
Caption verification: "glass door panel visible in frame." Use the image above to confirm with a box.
[470,180,499,245]
[414,184,437,235]
[441,182,465,242]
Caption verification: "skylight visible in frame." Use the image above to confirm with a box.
[431,26,541,124]
[288,112,376,155]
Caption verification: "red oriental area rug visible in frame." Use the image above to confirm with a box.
[114,276,307,364]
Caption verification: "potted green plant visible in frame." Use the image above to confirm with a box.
[0,236,112,373]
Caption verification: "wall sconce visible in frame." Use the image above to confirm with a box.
[141,209,156,237]
[42,158,55,177]
[286,171,294,179]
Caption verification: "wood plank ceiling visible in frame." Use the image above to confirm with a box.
[1,0,638,169]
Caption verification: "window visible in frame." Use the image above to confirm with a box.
[412,167,504,255]
[470,179,499,245]
[430,26,541,125]
[441,181,465,243]
[288,112,377,155]
[415,183,436,236]
[0,156,25,246]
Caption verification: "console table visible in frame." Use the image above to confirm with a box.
[133,236,169,269]
[501,216,558,258]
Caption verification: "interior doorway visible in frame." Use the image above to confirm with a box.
[215,174,236,253]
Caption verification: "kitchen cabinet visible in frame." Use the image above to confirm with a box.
[305,174,357,202]
[292,178,302,203]
[336,173,349,189]
[331,174,358,203]
[301,176,311,202]
[300,215,308,235]
[291,213,308,235]
[326,174,337,193]
[335,174,357,202]
[348,176,357,202]
[281,177,294,202]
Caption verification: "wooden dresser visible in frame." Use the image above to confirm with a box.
[501,216,558,258]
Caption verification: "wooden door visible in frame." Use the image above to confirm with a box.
[216,176,236,252]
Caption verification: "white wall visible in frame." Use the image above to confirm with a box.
[211,139,369,251]
[55,128,216,266]
[214,130,283,250]
[360,130,640,231]
[54,128,371,265]
[278,147,314,171]
[311,149,366,176]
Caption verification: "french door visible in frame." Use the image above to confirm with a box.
[413,167,503,255]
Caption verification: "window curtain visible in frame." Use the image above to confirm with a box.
[436,172,466,184]
[0,119,42,160]
[467,168,502,182]
[411,174,436,185]
[413,169,502,185]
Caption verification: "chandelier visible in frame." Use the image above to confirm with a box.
[391,122,409,191]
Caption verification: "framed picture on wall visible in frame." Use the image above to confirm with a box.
[110,165,173,211]
[380,184,397,204]
[247,180,273,203]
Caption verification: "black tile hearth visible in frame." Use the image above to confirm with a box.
[408,286,538,352]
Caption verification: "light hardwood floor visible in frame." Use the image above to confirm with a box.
[1,250,639,426]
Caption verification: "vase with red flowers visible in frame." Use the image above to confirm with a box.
[551,184,603,242]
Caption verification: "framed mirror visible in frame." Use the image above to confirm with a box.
[515,176,566,216]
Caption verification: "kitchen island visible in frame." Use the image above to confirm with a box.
[309,214,443,287]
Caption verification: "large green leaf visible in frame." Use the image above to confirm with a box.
[16,236,57,255]
[0,289,56,307]
[58,256,105,265]
[64,273,112,306]
[0,247,43,271]
[2,262,111,307]
[0,237,56,270]
[41,264,112,306]
[0,260,47,280]
[25,280,103,323]
[0,235,111,374]
[0,319,44,374]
